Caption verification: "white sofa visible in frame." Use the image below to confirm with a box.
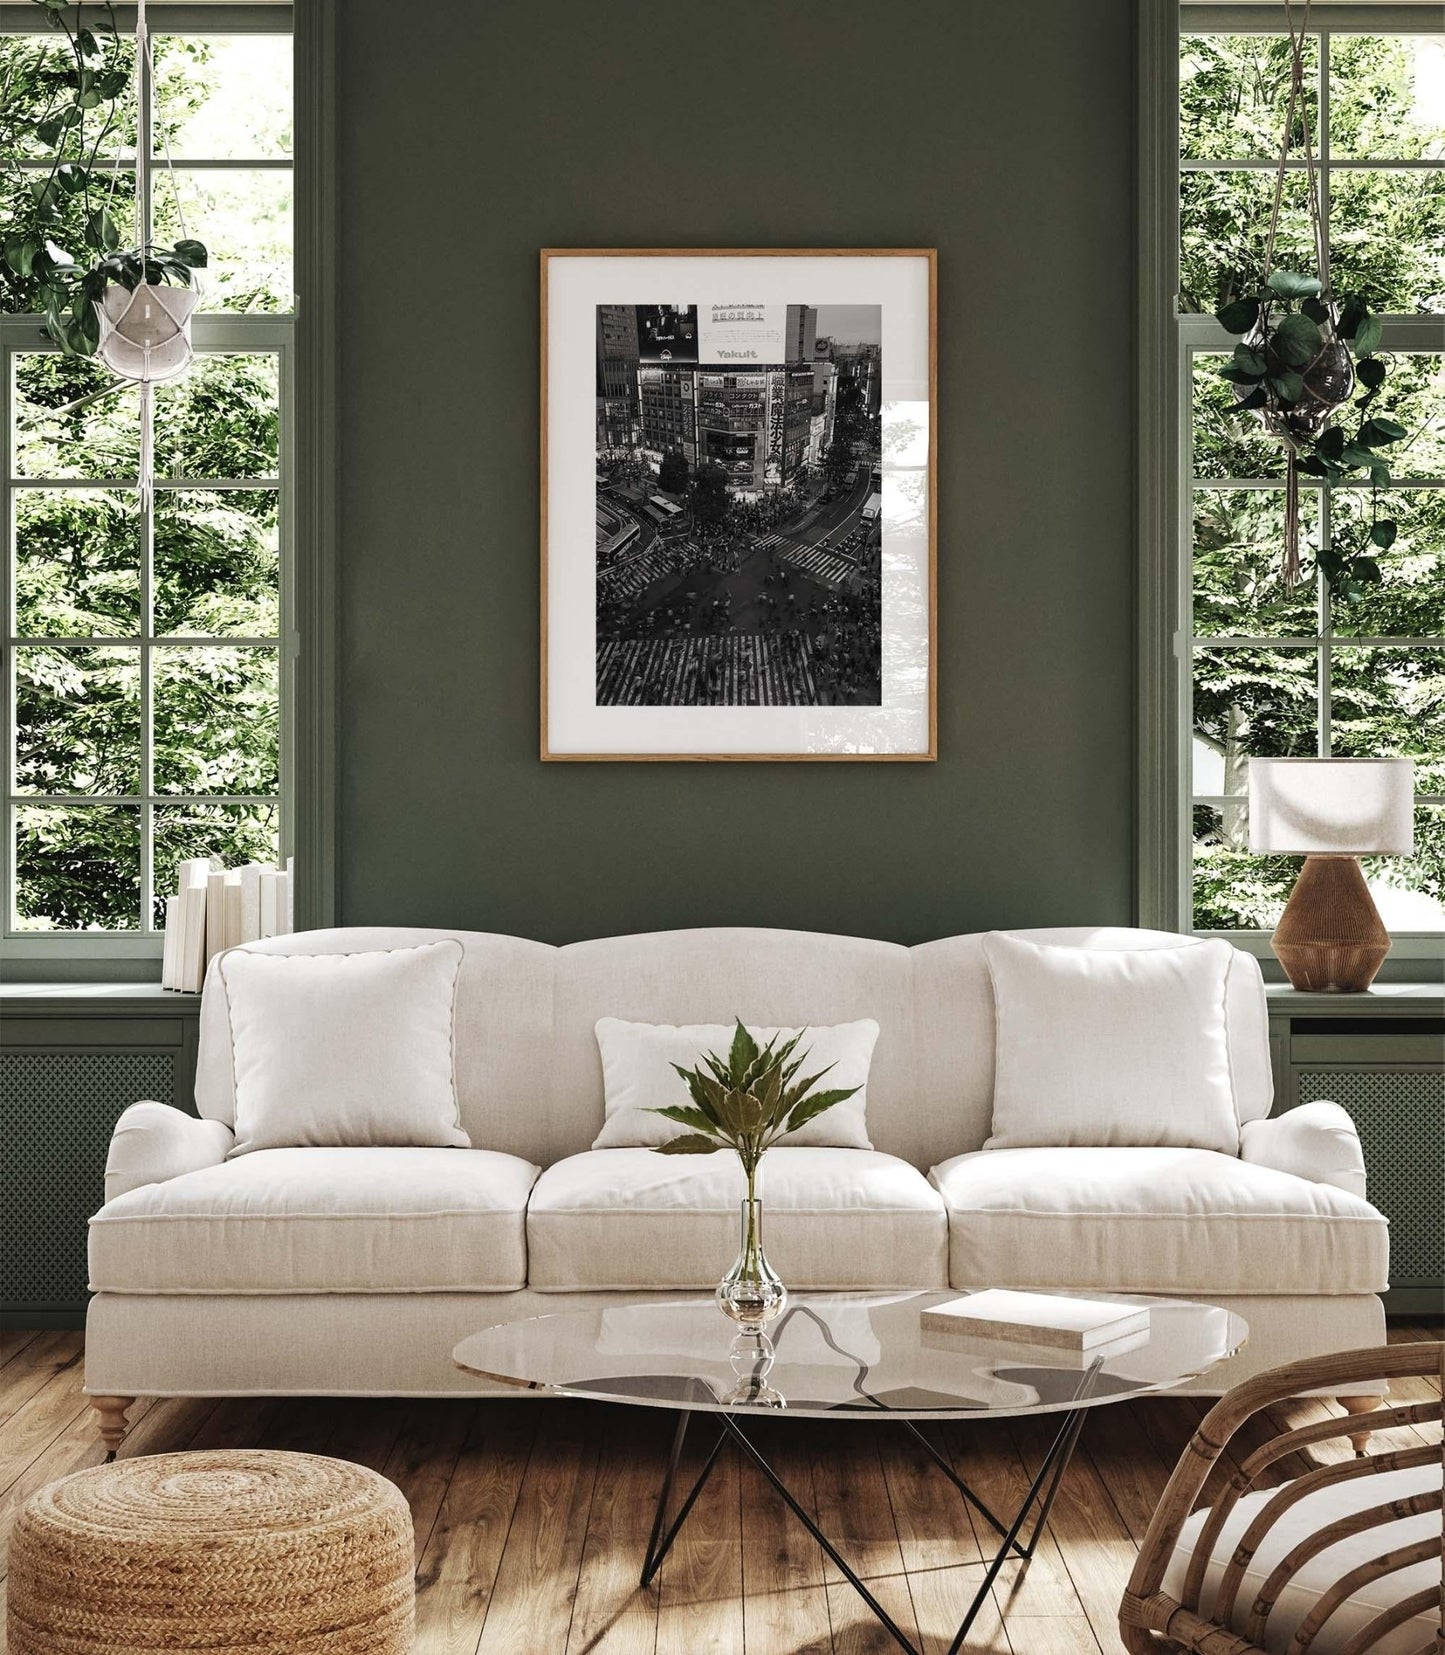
[84,925,1390,1444]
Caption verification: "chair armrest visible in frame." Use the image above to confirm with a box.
[1239,1100,1367,1199]
[104,1101,234,1202]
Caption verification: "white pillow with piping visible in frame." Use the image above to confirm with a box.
[220,940,470,1155]
[982,932,1240,1153]
[592,1017,879,1151]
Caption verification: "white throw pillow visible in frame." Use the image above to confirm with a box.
[592,1018,880,1151]
[220,940,470,1155]
[982,932,1240,1154]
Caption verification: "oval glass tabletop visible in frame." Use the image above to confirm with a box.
[453,1291,1247,1421]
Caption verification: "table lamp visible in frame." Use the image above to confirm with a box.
[1248,757,1415,992]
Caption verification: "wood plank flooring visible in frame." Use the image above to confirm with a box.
[0,1322,1437,1655]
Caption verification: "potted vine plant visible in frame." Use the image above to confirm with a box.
[650,1020,859,1333]
[1214,271,1406,598]
[3,0,206,359]
[1208,0,1408,600]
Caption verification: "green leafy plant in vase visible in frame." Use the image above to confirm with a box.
[650,1019,859,1334]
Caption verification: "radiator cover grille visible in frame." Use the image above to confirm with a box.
[1296,1067,1444,1288]
[1,1051,174,1311]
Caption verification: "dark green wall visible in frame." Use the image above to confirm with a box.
[336,0,1136,946]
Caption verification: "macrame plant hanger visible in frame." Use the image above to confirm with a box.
[1260,0,1329,588]
[95,0,199,510]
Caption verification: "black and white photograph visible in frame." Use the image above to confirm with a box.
[543,250,934,760]
[595,302,884,709]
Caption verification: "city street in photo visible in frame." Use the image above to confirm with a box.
[595,302,883,708]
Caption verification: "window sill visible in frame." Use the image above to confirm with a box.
[0,980,200,1017]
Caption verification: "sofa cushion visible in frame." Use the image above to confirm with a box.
[220,941,470,1155]
[526,1147,947,1291]
[89,1147,539,1293]
[1163,1462,1441,1655]
[982,932,1241,1154]
[591,1017,879,1150]
[929,1147,1388,1295]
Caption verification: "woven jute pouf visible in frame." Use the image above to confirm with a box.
[6,1449,414,1654]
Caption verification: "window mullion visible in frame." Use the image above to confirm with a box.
[1318,488,1332,759]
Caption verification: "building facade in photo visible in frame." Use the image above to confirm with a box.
[596,304,640,451]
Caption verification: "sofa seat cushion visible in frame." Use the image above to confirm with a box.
[928,1146,1388,1295]
[526,1147,947,1292]
[89,1147,540,1294]
[1162,1462,1441,1655]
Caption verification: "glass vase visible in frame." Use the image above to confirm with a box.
[717,1188,786,1333]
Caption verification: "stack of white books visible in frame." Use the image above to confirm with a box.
[161,855,294,992]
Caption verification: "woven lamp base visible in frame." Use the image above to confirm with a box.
[7,1449,414,1654]
[1271,853,1391,993]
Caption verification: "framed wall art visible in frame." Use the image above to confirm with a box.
[541,249,936,761]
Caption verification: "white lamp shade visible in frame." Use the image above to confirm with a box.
[96,282,198,383]
[1248,757,1415,855]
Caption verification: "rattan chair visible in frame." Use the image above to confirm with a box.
[1120,1342,1444,1655]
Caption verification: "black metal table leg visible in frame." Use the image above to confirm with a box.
[639,1402,1094,1655]
[717,1413,920,1655]
[640,1407,729,1586]
[943,1404,1090,1655]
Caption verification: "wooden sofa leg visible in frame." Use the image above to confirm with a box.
[1338,1393,1386,1456]
[91,1395,136,1460]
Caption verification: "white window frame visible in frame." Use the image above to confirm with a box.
[1140,2,1445,973]
[0,3,328,971]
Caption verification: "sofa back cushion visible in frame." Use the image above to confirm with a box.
[981,931,1241,1153]
[193,924,1272,1169]
[557,930,917,1159]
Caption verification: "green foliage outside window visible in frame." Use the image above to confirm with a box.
[1183,32,1445,933]
[3,20,290,933]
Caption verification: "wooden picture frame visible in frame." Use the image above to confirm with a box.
[541,248,937,761]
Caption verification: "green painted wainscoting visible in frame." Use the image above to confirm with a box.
[1,988,201,1328]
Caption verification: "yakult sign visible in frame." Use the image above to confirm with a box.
[698,302,788,364]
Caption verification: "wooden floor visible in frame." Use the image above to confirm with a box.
[0,1322,1438,1655]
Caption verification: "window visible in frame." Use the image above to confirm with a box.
[1169,10,1445,951]
[2,12,295,953]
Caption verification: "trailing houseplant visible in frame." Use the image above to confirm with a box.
[650,1019,859,1331]
[1214,271,1407,599]
[1208,0,1409,600]
[3,0,206,357]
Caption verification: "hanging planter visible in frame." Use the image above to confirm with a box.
[4,1,207,362]
[5,0,208,504]
[97,280,198,381]
[1210,0,1408,597]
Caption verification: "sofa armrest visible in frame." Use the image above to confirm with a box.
[104,1101,234,1202]
[1239,1100,1367,1199]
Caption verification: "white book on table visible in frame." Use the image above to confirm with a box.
[160,896,180,990]
[238,862,268,944]
[176,882,209,992]
[259,870,282,938]
[919,1290,1150,1352]
[284,854,295,933]
[273,868,291,937]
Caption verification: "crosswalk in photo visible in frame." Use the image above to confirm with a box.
[597,633,818,706]
[752,532,858,589]
[598,544,677,600]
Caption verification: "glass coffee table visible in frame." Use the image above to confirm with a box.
[454,1291,1246,1655]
